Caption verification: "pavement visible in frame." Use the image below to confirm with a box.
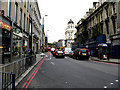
[90,56,120,64]
[15,53,46,87]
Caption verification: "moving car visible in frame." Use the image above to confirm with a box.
[55,50,65,58]
[73,48,90,60]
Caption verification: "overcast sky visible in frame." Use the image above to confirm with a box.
[38,0,98,43]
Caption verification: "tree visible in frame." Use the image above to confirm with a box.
[80,18,88,44]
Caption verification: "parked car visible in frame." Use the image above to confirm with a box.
[69,51,74,58]
[55,50,65,58]
[73,48,90,60]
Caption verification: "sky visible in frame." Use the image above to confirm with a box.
[38,0,98,43]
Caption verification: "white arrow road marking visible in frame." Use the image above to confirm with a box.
[110,83,113,85]
[65,82,68,84]
[50,52,51,60]
[65,57,68,59]
[51,62,55,65]
[104,86,107,88]
[115,80,118,82]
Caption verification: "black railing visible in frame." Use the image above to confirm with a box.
[0,54,36,90]
[0,71,15,90]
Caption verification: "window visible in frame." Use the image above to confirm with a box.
[93,17,94,26]
[12,35,22,60]
[101,10,103,21]
[105,5,108,18]
[106,22,109,34]
[26,17,28,31]
[24,0,26,7]
[22,39,28,57]
[27,0,29,11]
[24,14,26,30]
[112,3,116,14]
[15,3,18,22]
[7,0,11,17]
[29,21,32,34]
[20,8,22,27]
[101,25,103,34]
[112,19,116,34]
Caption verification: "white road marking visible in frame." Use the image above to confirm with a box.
[65,82,68,84]
[110,83,113,85]
[104,86,107,88]
[41,71,45,73]
[65,57,68,59]
[50,52,51,60]
[115,80,118,82]
[51,62,55,65]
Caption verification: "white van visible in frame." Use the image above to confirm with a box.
[65,47,72,56]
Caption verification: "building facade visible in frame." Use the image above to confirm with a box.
[65,19,77,48]
[75,1,120,58]
[32,1,41,54]
[0,0,41,64]
[56,39,65,49]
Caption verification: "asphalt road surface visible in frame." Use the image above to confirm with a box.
[16,52,119,89]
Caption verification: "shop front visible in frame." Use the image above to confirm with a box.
[110,34,120,58]
[85,35,106,57]
[22,32,29,58]
[0,19,12,64]
[12,26,23,61]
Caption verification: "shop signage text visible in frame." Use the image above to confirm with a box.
[111,35,120,40]
[0,20,12,32]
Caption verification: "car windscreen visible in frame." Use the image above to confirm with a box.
[81,50,88,53]
[58,51,63,53]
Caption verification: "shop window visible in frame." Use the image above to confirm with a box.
[2,30,11,64]
[12,35,22,60]
[22,39,28,57]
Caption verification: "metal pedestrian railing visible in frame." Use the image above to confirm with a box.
[0,71,15,90]
[0,54,36,90]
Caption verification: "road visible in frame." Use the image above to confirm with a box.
[16,52,119,89]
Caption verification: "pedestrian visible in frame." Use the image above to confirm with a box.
[107,50,110,61]
[91,50,93,56]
